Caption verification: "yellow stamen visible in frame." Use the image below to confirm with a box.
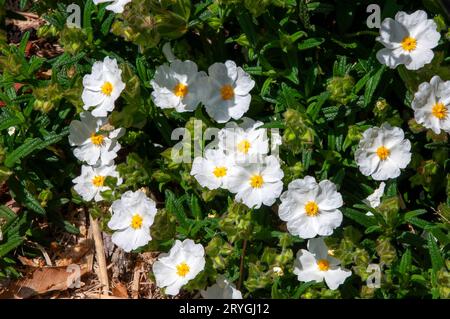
[130,214,143,230]
[220,84,234,100]
[92,175,105,187]
[317,259,330,271]
[376,146,390,161]
[213,166,227,178]
[90,133,105,146]
[432,102,448,119]
[401,36,417,52]
[237,140,251,154]
[249,174,264,188]
[176,262,190,277]
[173,83,188,97]
[305,201,319,217]
[101,81,114,96]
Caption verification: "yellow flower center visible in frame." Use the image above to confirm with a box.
[213,166,227,178]
[249,174,264,188]
[237,140,251,154]
[376,146,390,161]
[305,201,319,217]
[221,84,234,100]
[130,214,143,230]
[90,133,105,146]
[401,36,417,52]
[91,175,105,187]
[317,259,330,271]
[101,81,114,96]
[432,102,448,120]
[176,262,190,277]
[173,83,188,97]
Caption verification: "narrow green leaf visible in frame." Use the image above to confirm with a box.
[364,66,386,107]
[399,249,412,275]
[298,37,325,50]
[342,207,377,227]
[0,236,24,257]
[4,138,43,168]
[427,233,445,274]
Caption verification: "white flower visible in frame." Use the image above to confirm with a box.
[201,275,243,299]
[279,176,343,239]
[153,239,205,296]
[82,57,125,117]
[7,127,16,136]
[294,238,352,290]
[72,164,122,202]
[151,60,206,113]
[93,0,131,14]
[202,60,255,123]
[190,149,235,190]
[376,10,441,70]
[227,155,284,209]
[355,123,412,181]
[68,111,124,166]
[218,117,269,163]
[108,190,157,252]
[363,182,386,216]
[412,75,450,134]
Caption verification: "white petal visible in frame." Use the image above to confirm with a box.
[405,48,434,70]
[323,268,352,290]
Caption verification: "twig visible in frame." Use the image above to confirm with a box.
[131,266,141,299]
[89,215,109,295]
[9,11,40,19]
[237,239,248,290]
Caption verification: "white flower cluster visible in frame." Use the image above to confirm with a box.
[65,55,235,298]
[151,55,255,123]
[69,57,159,254]
[190,118,284,209]
[69,57,125,204]
[149,49,353,291]
[377,10,449,136]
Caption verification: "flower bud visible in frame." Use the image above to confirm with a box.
[326,75,355,105]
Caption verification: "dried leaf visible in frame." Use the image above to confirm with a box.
[112,281,129,298]
[0,265,88,299]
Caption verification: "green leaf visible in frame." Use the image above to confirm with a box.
[0,205,18,235]
[4,211,30,237]
[342,207,377,227]
[83,0,94,35]
[18,31,30,54]
[293,281,316,299]
[8,178,46,215]
[399,248,412,275]
[189,195,202,220]
[427,233,445,274]
[364,66,386,107]
[236,12,257,47]
[298,37,325,50]
[101,13,115,35]
[4,138,43,168]
[165,190,190,230]
[307,91,330,120]
[0,236,24,257]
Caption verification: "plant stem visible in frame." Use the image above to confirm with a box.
[237,239,248,290]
